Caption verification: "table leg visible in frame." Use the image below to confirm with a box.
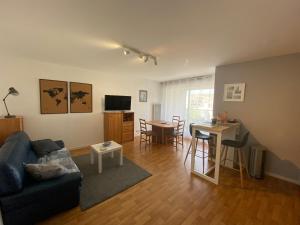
[162,127,164,144]
[90,149,94,164]
[120,148,123,166]
[191,127,196,171]
[213,133,222,185]
[98,153,102,173]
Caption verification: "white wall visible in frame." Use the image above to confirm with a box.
[0,55,161,149]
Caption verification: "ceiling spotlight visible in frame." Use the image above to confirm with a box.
[154,57,158,66]
[143,55,149,63]
[123,49,130,55]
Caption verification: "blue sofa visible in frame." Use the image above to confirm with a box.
[0,132,82,225]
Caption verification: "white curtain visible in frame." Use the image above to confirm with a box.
[161,75,215,135]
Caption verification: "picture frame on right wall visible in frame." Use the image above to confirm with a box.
[223,83,246,102]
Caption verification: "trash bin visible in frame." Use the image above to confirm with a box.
[248,145,266,179]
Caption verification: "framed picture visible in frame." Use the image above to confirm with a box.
[224,83,246,102]
[139,90,148,102]
[39,79,68,114]
[70,82,92,113]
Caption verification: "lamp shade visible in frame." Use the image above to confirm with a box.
[8,87,19,96]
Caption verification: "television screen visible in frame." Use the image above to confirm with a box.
[105,95,131,111]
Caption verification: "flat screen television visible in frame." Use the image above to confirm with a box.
[105,95,131,111]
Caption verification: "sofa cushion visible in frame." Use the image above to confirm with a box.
[0,132,37,196]
[31,139,61,157]
[24,163,68,181]
[38,148,80,174]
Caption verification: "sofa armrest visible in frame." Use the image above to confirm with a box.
[0,172,81,213]
[0,209,3,225]
[54,140,65,149]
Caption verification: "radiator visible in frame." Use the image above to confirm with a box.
[152,104,161,120]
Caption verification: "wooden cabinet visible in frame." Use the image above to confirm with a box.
[0,117,23,145]
[104,112,134,144]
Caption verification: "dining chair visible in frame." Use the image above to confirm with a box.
[169,120,185,150]
[139,119,156,149]
[221,132,250,188]
[184,123,213,173]
[172,115,180,123]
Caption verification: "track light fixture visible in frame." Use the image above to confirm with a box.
[143,55,149,63]
[122,44,158,66]
[123,49,130,55]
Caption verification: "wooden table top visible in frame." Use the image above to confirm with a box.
[146,120,178,128]
[192,122,240,133]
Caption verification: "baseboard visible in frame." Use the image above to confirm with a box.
[70,145,90,151]
[265,171,300,186]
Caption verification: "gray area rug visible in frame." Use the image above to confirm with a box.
[73,153,152,210]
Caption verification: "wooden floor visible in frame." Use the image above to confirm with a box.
[40,138,300,225]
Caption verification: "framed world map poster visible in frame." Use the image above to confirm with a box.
[70,82,92,113]
[39,79,68,114]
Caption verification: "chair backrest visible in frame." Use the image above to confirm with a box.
[239,132,250,148]
[176,120,185,134]
[189,123,201,137]
[189,123,194,136]
[172,115,180,123]
[139,119,147,133]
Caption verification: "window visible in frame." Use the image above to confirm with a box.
[161,75,215,135]
[186,89,214,125]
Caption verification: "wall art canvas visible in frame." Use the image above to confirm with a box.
[224,83,245,102]
[139,90,148,102]
[39,79,68,114]
[70,82,92,113]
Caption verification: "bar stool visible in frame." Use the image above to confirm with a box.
[221,132,250,188]
[184,123,212,173]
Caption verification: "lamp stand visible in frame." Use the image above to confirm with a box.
[3,94,16,118]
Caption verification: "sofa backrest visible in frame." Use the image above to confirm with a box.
[0,131,37,196]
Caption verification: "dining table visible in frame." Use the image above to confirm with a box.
[146,120,178,144]
[191,122,240,185]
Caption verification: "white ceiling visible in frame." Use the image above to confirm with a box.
[1,0,300,81]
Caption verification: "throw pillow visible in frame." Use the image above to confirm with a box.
[31,139,61,157]
[24,163,67,181]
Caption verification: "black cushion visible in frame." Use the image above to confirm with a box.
[221,139,240,148]
[31,139,61,157]
[54,140,65,149]
[197,133,211,140]
[222,132,250,148]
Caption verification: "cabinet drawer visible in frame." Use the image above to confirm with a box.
[123,125,133,132]
[123,132,133,142]
[123,121,133,127]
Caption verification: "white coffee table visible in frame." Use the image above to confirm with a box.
[90,141,123,173]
